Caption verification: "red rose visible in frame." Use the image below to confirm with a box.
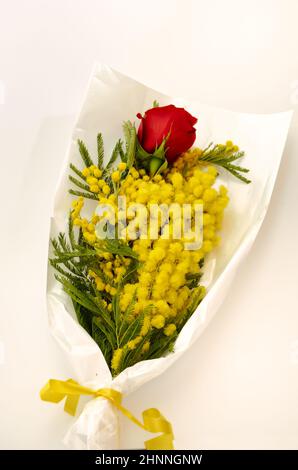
[137,104,197,163]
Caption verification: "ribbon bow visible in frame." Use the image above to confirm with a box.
[40,379,174,450]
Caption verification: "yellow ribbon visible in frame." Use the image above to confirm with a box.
[40,379,174,450]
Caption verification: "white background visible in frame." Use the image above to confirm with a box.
[0,0,298,450]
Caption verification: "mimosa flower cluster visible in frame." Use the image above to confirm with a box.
[68,151,228,374]
[50,105,249,376]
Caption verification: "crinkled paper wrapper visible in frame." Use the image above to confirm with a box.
[47,63,292,449]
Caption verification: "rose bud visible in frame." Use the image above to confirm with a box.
[137,104,197,164]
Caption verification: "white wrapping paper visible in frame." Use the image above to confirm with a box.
[47,63,292,449]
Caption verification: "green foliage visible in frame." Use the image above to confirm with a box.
[49,213,150,372]
[97,133,104,169]
[185,272,202,288]
[68,175,90,192]
[126,126,136,169]
[104,139,123,176]
[77,139,93,167]
[70,127,137,200]
[177,286,205,332]
[122,121,137,169]
[199,143,251,183]
[101,239,139,260]
[69,189,98,200]
[122,120,134,154]
[69,163,85,181]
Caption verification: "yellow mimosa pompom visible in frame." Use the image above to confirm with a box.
[86,176,98,186]
[112,171,120,182]
[159,262,173,275]
[201,173,215,188]
[82,167,90,177]
[169,273,184,289]
[83,232,96,244]
[118,162,127,171]
[202,240,213,253]
[164,323,177,336]
[95,278,105,291]
[219,185,228,196]
[131,168,139,179]
[203,188,217,203]
[90,184,99,193]
[111,348,123,372]
[137,286,149,300]
[110,286,117,296]
[139,272,152,286]
[73,218,82,226]
[155,271,169,286]
[127,336,142,350]
[155,300,171,317]
[151,315,165,329]
[97,179,105,188]
[193,185,203,198]
[203,213,213,226]
[203,227,215,240]
[153,174,162,182]
[93,168,102,178]
[86,223,95,233]
[102,184,111,195]
[206,165,217,176]
[140,315,151,336]
[171,172,183,189]
[142,341,150,353]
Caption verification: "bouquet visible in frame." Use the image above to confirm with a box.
[41,64,292,450]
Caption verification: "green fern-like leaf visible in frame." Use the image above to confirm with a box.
[69,175,92,192]
[199,143,251,184]
[73,301,93,336]
[69,189,98,200]
[101,239,139,260]
[68,215,76,250]
[118,141,125,162]
[122,120,133,153]
[104,139,122,175]
[126,125,136,169]
[77,139,93,167]
[69,163,85,181]
[92,317,114,364]
[97,133,104,169]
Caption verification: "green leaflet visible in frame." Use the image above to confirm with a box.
[119,312,144,348]
[69,189,98,200]
[97,133,104,169]
[92,317,113,365]
[68,215,76,251]
[199,143,251,184]
[122,120,134,153]
[77,139,93,167]
[68,175,92,192]
[69,163,85,181]
[102,239,139,260]
[104,139,123,176]
[73,301,93,336]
